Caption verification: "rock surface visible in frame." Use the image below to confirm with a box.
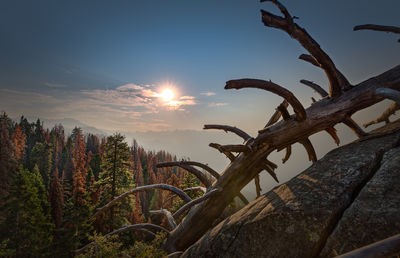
[182,122,400,258]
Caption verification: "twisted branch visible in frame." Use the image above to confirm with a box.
[225,79,306,121]
[265,100,288,127]
[343,117,368,138]
[209,143,235,161]
[299,138,317,162]
[173,188,221,219]
[325,127,340,146]
[300,79,329,98]
[93,184,192,218]
[157,161,220,181]
[150,209,177,230]
[203,124,251,142]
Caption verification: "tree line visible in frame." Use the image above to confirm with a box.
[0,112,200,257]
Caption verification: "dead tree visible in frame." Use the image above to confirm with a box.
[88,0,400,254]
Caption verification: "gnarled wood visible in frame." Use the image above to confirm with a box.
[173,188,221,219]
[203,124,251,142]
[157,161,220,181]
[375,88,400,104]
[299,138,317,162]
[157,162,212,188]
[254,174,262,198]
[225,79,306,121]
[261,1,350,96]
[265,100,288,127]
[150,209,177,230]
[281,145,292,163]
[343,117,368,138]
[262,161,279,183]
[300,79,329,98]
[93,184,191,218]
[184,186,206,194]
[354,24,400,34]
[325,127,340,145]
[209,143,235,161]
[277,102,291,120]
[299,54,320,67]
[364,102,400,128]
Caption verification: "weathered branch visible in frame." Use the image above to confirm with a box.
[76,224,166,254]
[93,184,191,218]
[325,127,340,145]
[157,161,220,181]
[261,3,350,96]
[354,24,400,34]
[299,54,320,67]
[157,162,212,188]
[276,102,291,120]
[150,209,177,230]
[336,233,400,258]
[265,100,288,127]
[364,102,400,128]
[225,79,306,121]
[281,145,291,163]
[173,188,221,219]
[209,143,236,161]
[254,174,262,198]
[299,138,317,162]
[262,161,279,183]
[300,79,329,98]
[203,124,251,142]
[265,159,278,170]
[343,117,368,138]
[375,88,400,104]
[213,144,250,153]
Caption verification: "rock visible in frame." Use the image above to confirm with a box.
[181,124,400,258]
[320,146,400,257]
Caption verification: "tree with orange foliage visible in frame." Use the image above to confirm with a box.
[11,124,26,160]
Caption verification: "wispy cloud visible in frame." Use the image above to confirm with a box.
[201,91,216,96]
[208,102,228,107]
[44,82,67,88]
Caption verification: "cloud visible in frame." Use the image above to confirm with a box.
[201,91,216,96]
[180,96,195,100]
[208,102,228,107]
[116,83,145,91]
[44,82,67,88]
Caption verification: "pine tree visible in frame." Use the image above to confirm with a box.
[49,168,64,230]
[30,142,53,189]
[0,166,53,257]
[0,112,16,201]
[11,124,26,160]
[98,133,133,232]
[72,127,87,205]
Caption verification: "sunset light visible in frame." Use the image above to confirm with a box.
[160,89,174,102]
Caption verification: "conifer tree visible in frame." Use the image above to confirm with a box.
[11,124,26,160]
[0,166,53,257]
[98,133,133,232]
[30,142,53,189]
[0,112,16,200]
[49,168,64,230]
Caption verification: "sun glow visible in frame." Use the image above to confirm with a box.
[160,89,174,102]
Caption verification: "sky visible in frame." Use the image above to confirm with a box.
[1,0,399,134]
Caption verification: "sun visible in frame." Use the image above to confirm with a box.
[160,89,174,102]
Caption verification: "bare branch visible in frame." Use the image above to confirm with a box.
[225,79,307,121]
[364,102,400,128]
[157,162,212,188]
[375,88,400,104]
[184,186,206,194]
[265,100,288,127]
[157,161,220,181]
[209,143,236,161]
[265,159,278,170]
[203,124,251,142]
[150,209,177,230]
[261,4,350,96]
[343,117,368,138]
[216,144,250,153]
[354,24,400,34]
[76,224,166,254]
[325,127,340,145]
[299,54,320,67]
[300,79,329,98]
[281,145,291,163]
[299,138,317,162]
[311,97,317,103]
[262,161,279,183]
[93,184,192,218]
[276,102,291,120]
[254,174,262,198]
[173,188,221,219]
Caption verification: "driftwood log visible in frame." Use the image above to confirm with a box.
[85,0,400,254]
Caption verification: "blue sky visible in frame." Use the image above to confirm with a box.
[1,0,399,133]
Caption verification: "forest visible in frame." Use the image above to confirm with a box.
[0,111,218,257]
